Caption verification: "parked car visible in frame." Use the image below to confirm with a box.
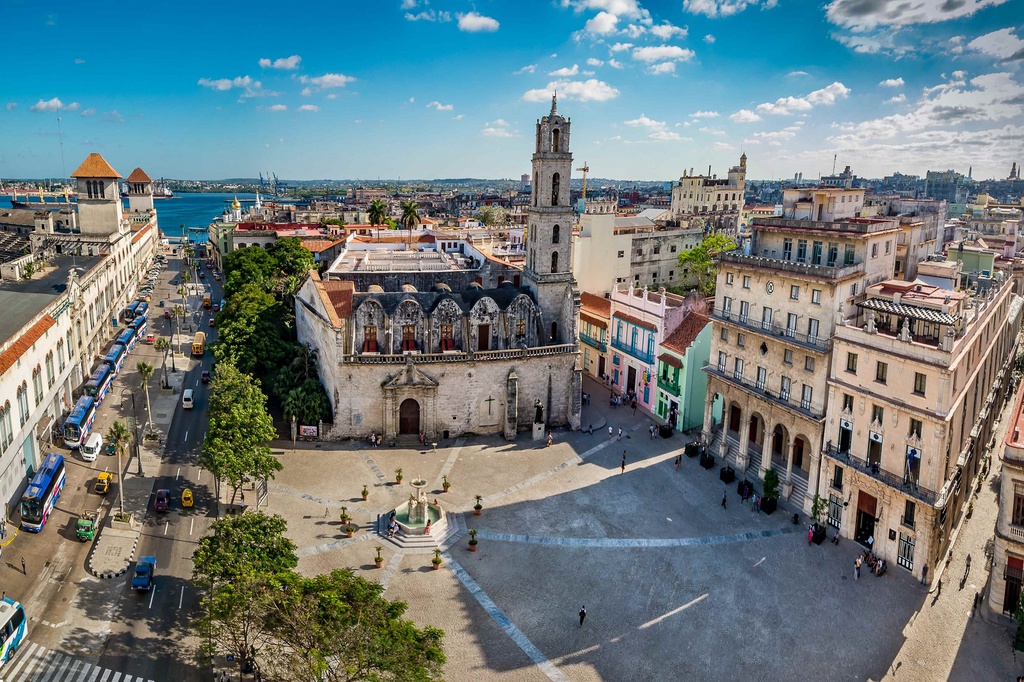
[201,370,211,383]
[208,318,215,327]
[212,304,220,312]
[214,274,221,281]
[132,556,156,591]
[164,310,171,319]
[145,334,156,344]
[199,272,205,279]
[94,472,113,495]
[155,489,170,512]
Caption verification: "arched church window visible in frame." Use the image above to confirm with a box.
[550,322,558,343]
[552,128,560,152]
[551,252,559,273]
[552,225,560,244]
[551,173,560,206]
[533,173,539,207]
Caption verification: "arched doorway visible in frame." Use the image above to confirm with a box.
[399,399,420,435]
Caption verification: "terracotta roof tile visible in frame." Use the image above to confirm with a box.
[581,312,607,329]
[132,223,153,244]
[125,167,152,183]
[658,352,682,369]
[661,312,709,355]
[70,153,121,179]
[581,291,611,317]
[613,311,658,332]
[321,279,354,319]
[0,315,56,379]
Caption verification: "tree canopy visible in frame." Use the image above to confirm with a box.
[193,511,297,587]
[473,205,507,227]
[677,232,737,296]
[213,284,290,378]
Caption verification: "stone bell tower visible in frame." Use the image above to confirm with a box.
[523,95,579,346]
[71,153,125,238]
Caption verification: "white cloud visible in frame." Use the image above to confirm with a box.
[457,11,499,32]
[515,64,538,74]
[623,23,648,38]
[699,126,726,136]
[522,78,620,102]
[453,114,464,120]
[259,55,301,70]
[650,21,688,40]
[299,73,356,94]
[29,97,65,112]
[563,0,651,20]
[587,58,604,66]
[651,130,684,140]
[427,101,454,111]
[713,141,735,150]
[80,107,96,117]
[691,110,719,119]
[405,10,452,21]
[482,119,516,137]
[826,0,1008,30]
[489,119,510,127]
[74,58,85,64]
[683,0,774,18]
[632,45,695,62]
[550,64,580,76]
[609,42,633,52]
[64,102,80,111]
[298,104,319,112]
[754,128,798,140]
[326,93,338,100]
[968,27,1024,61]
[623,113,686,141]
[886,93,907,103]
[585,11,619,34]
[198,76,255,91]
[787,70,810,77]
[704,34,716,43]
[5,102,17,111]
[608,59,624,69]
[755,82,850,115]
[648,62,676,75]
[730,109,762,122]
[268,104,288,111]
[879,77,905,87]
[409,97,415,103]
[401,0,417,8]
[105,109,125,123]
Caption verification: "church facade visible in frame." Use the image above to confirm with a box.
[295,99,582,440]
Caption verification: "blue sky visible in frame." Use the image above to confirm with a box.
[2,0,1022,181]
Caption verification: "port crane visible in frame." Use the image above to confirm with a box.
[576,162,590,200]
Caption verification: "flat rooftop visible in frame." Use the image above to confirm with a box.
[329,247,474,274]
[0,254,103,345]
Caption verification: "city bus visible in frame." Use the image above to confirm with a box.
[20,452,66,532]
[82,364,114,405]
[192,331,206,356]
[116,327,137,354]
[136,301,149,319]
[124,301,142,321]
[102,343,127,375]
[63,395,97,449]
[130,315,147,339]
[202,292,212,309]
[0,597,28,667]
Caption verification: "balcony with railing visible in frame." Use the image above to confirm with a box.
[705,365,825,422]
[719,250,865,281]
[711,310,831,352]
[822,443,937,505]
[611,337,655,364]
[657,374,681,396]
[580,331,607,352]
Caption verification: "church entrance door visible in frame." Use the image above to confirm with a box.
[399,399,420,435]
[478,324,490,351]
[627,366,637,394]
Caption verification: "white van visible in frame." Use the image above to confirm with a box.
[182,389,194,410]
[81,432,103,462]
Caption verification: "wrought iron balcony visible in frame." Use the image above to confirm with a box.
[711,310,830,352]
[611,338,655,364]
[658,375,681,396]
[719,250,865,280]
[580,332,607,352]
[822,443,937,505]
[705,366,824,422]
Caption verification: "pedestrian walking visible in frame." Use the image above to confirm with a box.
[588,423,594,434]
[621,452,626,473]
[921,564,929,586]
[617,428,622,441]
[721,490,727,509]
[608,426,613,440]
[21,556,26,574]
[754,495,760,514]
[579,605,587,627]
[546,433,553,447]
[632,399,637,415]
[807,525,814,545]
[674,455,681,470]
[855,556,861,580]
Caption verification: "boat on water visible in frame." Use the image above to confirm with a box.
[153,180,174,199]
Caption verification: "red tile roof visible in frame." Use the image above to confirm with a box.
[71,153,121,179]
[132,223,153,244]
[661,312,709,355]
[657,352,682,369]
[581,291,611,318]
[613,311,658,332]
[125,167,152,183]
[581,312,607,329]
[321,280,354,319]
[0,315,56,379]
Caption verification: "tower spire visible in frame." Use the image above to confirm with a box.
[551,92,557,116]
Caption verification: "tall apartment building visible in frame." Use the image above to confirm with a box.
[0,153,157,509]
[670,155,747,233]
[823,274,1021,580]
[703,198,900,511]
[989,378,1024,619]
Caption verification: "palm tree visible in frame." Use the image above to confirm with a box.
[400,200,421,250]
[368,199,387,242]
[172,305,186,349]
[155,337,172,381]
[137,361,155,432]
[107,420,132,517]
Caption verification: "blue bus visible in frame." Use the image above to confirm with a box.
[136,301,149,320]
[63,396,97,449]
[130,315,148,338]
[103,343,127,375]
[82,364,114,404]
[20,453,66,532]
[116,327,137,353]
[124,301,142,321]
[0,597,28,667]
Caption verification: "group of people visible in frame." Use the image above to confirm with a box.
[368,432,383,447]
[854,550,887,579]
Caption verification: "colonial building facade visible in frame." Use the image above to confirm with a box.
[670,155,747,232]
[990,380,1024,619]
[295,99,582,440]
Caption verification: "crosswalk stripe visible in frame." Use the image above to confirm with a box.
[97,669,111,682]
[62,659,82,682]
[40,652,69,682]
[109,672,122,682]
[4,641,40,679]
[23,647,58,680]
[84,665,102,682]
[73,662,94,682]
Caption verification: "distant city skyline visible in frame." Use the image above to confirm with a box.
[1,0,1022,182]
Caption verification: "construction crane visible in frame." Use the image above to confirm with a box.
[576,162,590,200]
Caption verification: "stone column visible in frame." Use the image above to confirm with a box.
[701,396,715,443]
[758,426,771,480]
[804,448,822,516]
[782,438,795,500]
[736,416,751,472]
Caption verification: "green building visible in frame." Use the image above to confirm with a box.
[655,312,718,431]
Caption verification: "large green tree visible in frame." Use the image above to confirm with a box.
[268,237,316,282]
[473,205,507,227]
[223,245,276,298]
[400,201,420,250]
[213,284,289,378]
[196,567,280,681]
[267,569,446,682]
[368,199,387,240]
[678,232,737,296]
[192,511,297,587]
[200,362,281,504]
[106,420,132,517]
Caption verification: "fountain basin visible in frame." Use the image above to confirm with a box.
[391,501,446,535]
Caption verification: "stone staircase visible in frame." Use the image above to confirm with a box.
[376,509,466,552]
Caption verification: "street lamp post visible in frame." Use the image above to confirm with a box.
[120,388,144,475]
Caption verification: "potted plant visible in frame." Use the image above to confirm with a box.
[720,463,735,484]
[340,506,349,524]
[374,545,384,568]
[345,523,358,538]
[468,529,479,552]
[442,475,451,492]
[361,485,369,501]
[395,468,403,484]
[473,495,483,516]
[809,494,828,544]
[761,469,780,515]
[699,445,715,470]
[431,548,443,570]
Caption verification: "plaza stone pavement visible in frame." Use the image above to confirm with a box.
[261,389,951,682]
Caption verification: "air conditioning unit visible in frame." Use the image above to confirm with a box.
[869,431,883,443]
[840,419,853,430]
